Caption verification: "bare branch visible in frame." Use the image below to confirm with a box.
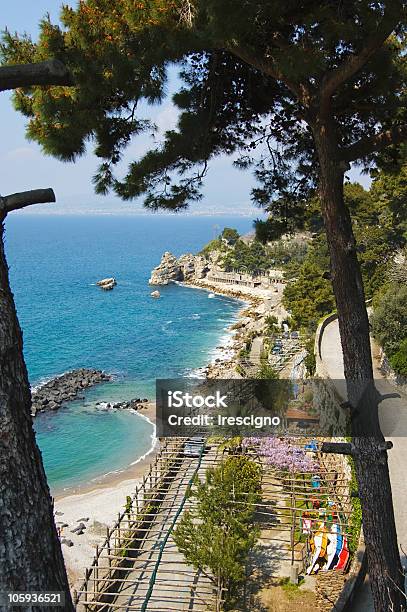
[0,188,56,216]
[321,3,403,99]
[341,125,407,162]
[0,59,73,92]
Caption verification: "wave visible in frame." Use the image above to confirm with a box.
[161,320,174,334]
[183,365,207,379]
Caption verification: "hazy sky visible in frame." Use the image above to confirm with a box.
[1,1,368,215]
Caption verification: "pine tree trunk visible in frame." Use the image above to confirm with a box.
[0,221,73,611]
[312,118,406,611]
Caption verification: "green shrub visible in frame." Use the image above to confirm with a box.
[200,237,224,255]
[303,337,316,376]
[389,338,407,376]
[371,284,407,357]
[255,362,279,379]
[173,456,261,609]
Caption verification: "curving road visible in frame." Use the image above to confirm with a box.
[320,319,407,610]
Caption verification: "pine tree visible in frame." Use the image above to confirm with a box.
[2,2,407,608]
[0,191,74,607]
[0,60,73,608]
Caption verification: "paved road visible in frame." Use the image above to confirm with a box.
[320,320,407,609]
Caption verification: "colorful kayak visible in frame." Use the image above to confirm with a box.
[306,524,328,574]
[334,535,350,570]
[327,524,343,570]
[325,523,341,571]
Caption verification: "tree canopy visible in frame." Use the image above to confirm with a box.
[173,455,261,607]
[1,0,406,212]
[282,176,407,329]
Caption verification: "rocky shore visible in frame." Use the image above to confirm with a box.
[149,250,291,379]
[95,398,150,412]
[32,368,112,416]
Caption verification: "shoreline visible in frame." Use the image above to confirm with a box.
[54,402,158,587]
[53,402,157,499]
[55,280,278,585]
[181,277,286,377]
[178,280,253,372]
[55,284,249,503]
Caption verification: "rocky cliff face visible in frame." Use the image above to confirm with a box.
[149,251,210,285]
[148,252,182,285]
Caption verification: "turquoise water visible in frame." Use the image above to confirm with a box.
[5,214,252,493]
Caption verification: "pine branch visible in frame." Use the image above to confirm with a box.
[321,3,403,99]
[226,43,309,104]
[341,125,407,162]
[0,188,56,216]
[0,59,73,92]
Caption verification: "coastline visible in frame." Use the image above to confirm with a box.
[53,402,157,499]
[182,277,286,377]
[56,280,281,586]
[55,402,158,587]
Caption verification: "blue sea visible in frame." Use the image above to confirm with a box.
[5,214,252,493]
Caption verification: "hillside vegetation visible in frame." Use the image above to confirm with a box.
[199,165,406,372]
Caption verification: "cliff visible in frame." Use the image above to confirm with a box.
[149,251,210,285]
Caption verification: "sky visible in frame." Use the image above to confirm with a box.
[1,1,369,216]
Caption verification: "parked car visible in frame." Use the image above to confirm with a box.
[282,331,290,339]
[272,347,282,355]
[290,331,300,339]
[184,436,205,457]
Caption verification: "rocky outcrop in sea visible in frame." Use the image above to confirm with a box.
[149,251,210,285]
[32,368,112,416]
[95,398,149,412]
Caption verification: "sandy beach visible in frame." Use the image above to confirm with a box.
[55,281,283,588]
[55,402,157,587]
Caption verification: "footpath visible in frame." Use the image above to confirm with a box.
[319,319,407,610]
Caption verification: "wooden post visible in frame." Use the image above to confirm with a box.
[107,527,111,577]
[84,569,90,604]
[117,513,121,548]
[290,564,299,584]
[134,486,139,515]
[94,545,98,596]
